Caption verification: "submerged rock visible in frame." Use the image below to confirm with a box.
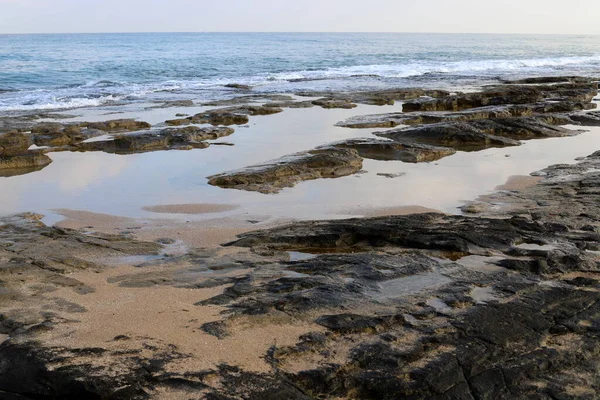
[207,147,363,193]
[224,83,252,90]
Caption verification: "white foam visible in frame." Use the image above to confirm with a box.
[2,53,599,112]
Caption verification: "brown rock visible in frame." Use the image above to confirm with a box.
[331,138,455,163]
[82,119,151,132]
[208,147,363,193]
[0,132,32,156]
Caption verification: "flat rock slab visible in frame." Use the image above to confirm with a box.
[166,105,283,126]
[296,88,451,106]
[331,138,455,162]
[336,103,593,129]
[403,83,598,112]
[208,147,363,193]
[375,117,575,151]
[75,126,233,154]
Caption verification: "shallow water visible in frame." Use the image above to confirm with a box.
[2,101,600,223]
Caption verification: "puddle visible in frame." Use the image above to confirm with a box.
[281,269,312,278]
[426,297,453,314]
[372,271,453,301]
[288,251,318,262]
[516,243,558,251]
[103,254,164,267]
[455,255,508,273]
[471,286,498,304]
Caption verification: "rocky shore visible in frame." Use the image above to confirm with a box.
[0,76,600,399]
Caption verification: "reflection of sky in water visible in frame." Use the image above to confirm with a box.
[2,101,600,222]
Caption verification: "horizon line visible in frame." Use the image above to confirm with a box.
[0,31,598,36]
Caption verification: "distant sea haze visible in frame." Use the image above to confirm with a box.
[1,32,599,113]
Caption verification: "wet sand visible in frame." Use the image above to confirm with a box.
[495,175,542,191]
[40,265,320,374]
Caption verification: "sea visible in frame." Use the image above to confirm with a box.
[1,32,600,113]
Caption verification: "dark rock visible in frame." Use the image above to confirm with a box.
[0,132,52,174]
[375,117,574,151]
[224,83,252,90]
[297,88,451,106]
[227,213,537,254]
[82,119,151,132]
[207,147,363,193]
[166,105,282,126]
[315,313,404,334]
[376,121,522,151]
[403,86,544,112]
[331,138,455,162]
[75,126,234,154]
[311,98,357,109]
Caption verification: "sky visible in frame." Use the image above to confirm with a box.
[0,0,598,35]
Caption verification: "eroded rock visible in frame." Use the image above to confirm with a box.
[75,126,233,154]
[0,132,52,174]
[208,147,363,193]
[166,105,283,126]
[375,117,574,151]
[331,138,455,162]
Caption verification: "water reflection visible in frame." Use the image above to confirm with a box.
[1,101,600,222]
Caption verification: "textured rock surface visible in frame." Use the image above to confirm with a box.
[0,132,52,173]
[75,126,233,154]
[331,138,456,162]
[336,102,595,129]
[166,105,283,126]
[402,82,598,112]
[208,147,363,193]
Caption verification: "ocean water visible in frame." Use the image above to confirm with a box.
[1,32,600,113]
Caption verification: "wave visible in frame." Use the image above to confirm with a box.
[258,55,600,83]
[1,54,599,112]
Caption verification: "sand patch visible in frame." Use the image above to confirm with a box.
[142,203,240,215]
[495,175,541,191]
[52,209,280,249]
[40,265,319,373]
